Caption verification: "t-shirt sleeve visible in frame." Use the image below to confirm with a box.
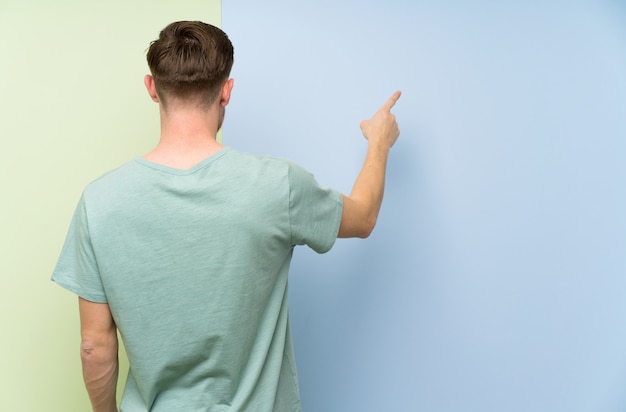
[287,162,343,254]
[51,195,107,303]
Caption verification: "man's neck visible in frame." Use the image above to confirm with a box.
[144,106,224,170]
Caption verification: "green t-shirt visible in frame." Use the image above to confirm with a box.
[52,148,343,411]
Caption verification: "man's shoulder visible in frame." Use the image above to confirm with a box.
[225,148,298,175]
[227,147,286,164]
[82,159,140,198]
[230,149,320,187]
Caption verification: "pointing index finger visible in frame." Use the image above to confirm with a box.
[382,90,402,112]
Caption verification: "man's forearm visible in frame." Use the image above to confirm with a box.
[348,142,390,234]
[338,91,400,239]
[81,338,119,412]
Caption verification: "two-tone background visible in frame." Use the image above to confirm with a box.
[2,1,625,410]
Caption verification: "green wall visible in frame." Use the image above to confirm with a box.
[0,1,220,410]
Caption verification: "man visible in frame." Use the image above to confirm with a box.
[52,21,400,412]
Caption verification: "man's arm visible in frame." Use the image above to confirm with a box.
[78,297,119,412]
[338,91,401,238]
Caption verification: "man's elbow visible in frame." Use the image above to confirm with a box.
[338,196,379,238]
[80,335,118,365]
[357,216,377,239]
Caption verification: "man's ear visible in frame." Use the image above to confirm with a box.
[144,74,159,103]
[220,78,235,107]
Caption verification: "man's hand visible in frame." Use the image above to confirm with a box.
[360,91,401,150]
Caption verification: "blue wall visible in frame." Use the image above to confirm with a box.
[223,1,626,411]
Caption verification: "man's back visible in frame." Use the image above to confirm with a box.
[53,148,342,411]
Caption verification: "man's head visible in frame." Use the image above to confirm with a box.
[146,21,234,109]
